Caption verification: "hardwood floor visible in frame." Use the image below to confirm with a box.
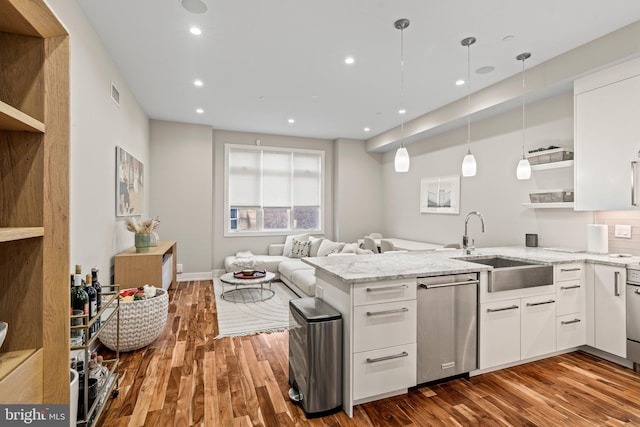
[97,280,640,426]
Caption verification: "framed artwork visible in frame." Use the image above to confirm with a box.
[116,146,144,216]
[420,175,460,214]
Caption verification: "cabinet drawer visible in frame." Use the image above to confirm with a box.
[555,264,583,282]
[556,279,584,316]
[353,279,416,306]
[353,300,416,353]
[353,343,416,401]
[557,313,586,350]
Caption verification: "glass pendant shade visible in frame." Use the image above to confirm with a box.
[394,146,410,172]
[461,152,477,177]
[517,157,532,180]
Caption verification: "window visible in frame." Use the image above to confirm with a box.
[225,144,323,235]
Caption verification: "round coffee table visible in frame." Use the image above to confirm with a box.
[219,271,276,303]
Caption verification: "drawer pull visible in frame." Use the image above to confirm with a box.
[526,299,555,307]
[487,305,519,313]
[419,280,479,289]
[560,268,581,272]
[366,307,409,316]
[614,271,621,297]
[366,285,408,292]
[560,285,581,290]
[561,319,582,325]
[366,351,409,364]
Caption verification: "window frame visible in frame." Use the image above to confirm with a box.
[224,144,325,237]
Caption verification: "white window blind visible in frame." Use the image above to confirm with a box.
[226,144,323,235]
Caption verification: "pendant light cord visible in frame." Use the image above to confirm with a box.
[466,42,471,154]
[399,25,405,148]
[521,56,526,159]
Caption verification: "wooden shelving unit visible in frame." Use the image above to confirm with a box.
[0,0,69,405]
[115,241,178,290]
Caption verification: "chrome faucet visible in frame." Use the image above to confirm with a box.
[463,211,485,254]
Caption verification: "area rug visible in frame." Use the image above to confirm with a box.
[213,278,299,338]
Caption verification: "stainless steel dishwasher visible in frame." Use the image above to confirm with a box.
[416,272,479,384]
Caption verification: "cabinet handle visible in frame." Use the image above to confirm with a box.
[632,161,638,206]
[560,285,581,290]
[614,271,621,296]
[560,268,581,272]
[419,280,479,289]
[366,351,409,364]
[487,305,519,313]
[366,307,409,316]
[366,285,408,292]
[561,319,581,325]
[526,299,556,307]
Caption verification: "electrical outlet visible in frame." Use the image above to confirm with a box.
[316,286,324,299]
[177,263,184,274]
[614,224,632,239]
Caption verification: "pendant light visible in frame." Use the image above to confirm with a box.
[460,37,477,177]
[394,18,410,173]
[516,52,532,180]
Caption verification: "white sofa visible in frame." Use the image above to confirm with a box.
[224,239,372,297]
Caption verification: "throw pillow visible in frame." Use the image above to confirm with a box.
[308,236,324,257]
[340,243,359,253]
[356,248,375,255]
[282,233,310,256]
[289,239,312,258]
[317,239,345,257]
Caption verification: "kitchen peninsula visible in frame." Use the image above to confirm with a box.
[303,247,640,417]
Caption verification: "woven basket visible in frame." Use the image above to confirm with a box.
[99,288,168,352]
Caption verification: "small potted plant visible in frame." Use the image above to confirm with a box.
[126,217,160,252]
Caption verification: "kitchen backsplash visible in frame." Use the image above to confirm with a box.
[594,211,640,255]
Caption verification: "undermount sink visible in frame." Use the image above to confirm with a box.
[454,255,554,293]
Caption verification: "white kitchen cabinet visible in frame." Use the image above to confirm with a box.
[480,299,521,369]
[594,264,627,358]
[555,263,586,351]
[574,57,640,211]
[352,343,416,401]
[557,313,586,349]
[521,294,557,359]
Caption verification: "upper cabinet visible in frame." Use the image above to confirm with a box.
[574,57,640,211]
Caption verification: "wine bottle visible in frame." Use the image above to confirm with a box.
[91,268,102,312]
[71,273,89,316]
[91,268,102,332]
[85,273,97,336]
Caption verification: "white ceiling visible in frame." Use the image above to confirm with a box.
[77,0,640,146]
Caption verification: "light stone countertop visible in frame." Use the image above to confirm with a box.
[301,246,640,284]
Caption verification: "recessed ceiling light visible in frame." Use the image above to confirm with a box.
[190,26,202,35]
[364,127,371,132]
[398,108,406,115]
[196,108,204,114]
[258,96,265,100]
[456,79,465,86]
[344,56,355,65]
[476,66,495,74]
[288,118,295,124]
[194,79,203,87]
[181,0,207,14]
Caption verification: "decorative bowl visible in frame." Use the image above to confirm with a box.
[0,321,7,350]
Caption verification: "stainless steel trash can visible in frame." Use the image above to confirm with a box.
[288,297,342,417]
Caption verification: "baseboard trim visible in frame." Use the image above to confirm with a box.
[212,269,226,277]
[177,271,214,282]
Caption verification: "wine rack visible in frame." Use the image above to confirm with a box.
[70,285,120,426]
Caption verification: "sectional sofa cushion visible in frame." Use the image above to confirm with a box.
[308,236,324,257]
[317,239,345,256]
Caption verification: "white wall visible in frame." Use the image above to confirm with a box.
[382,93,594,250]
[47,0,150,281]
[334,139,383,243]
[149,120,213,273]
[212,130,334,270]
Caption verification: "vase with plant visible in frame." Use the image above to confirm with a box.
[126,217,160,252]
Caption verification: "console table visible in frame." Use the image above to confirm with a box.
[114,240,177,290]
